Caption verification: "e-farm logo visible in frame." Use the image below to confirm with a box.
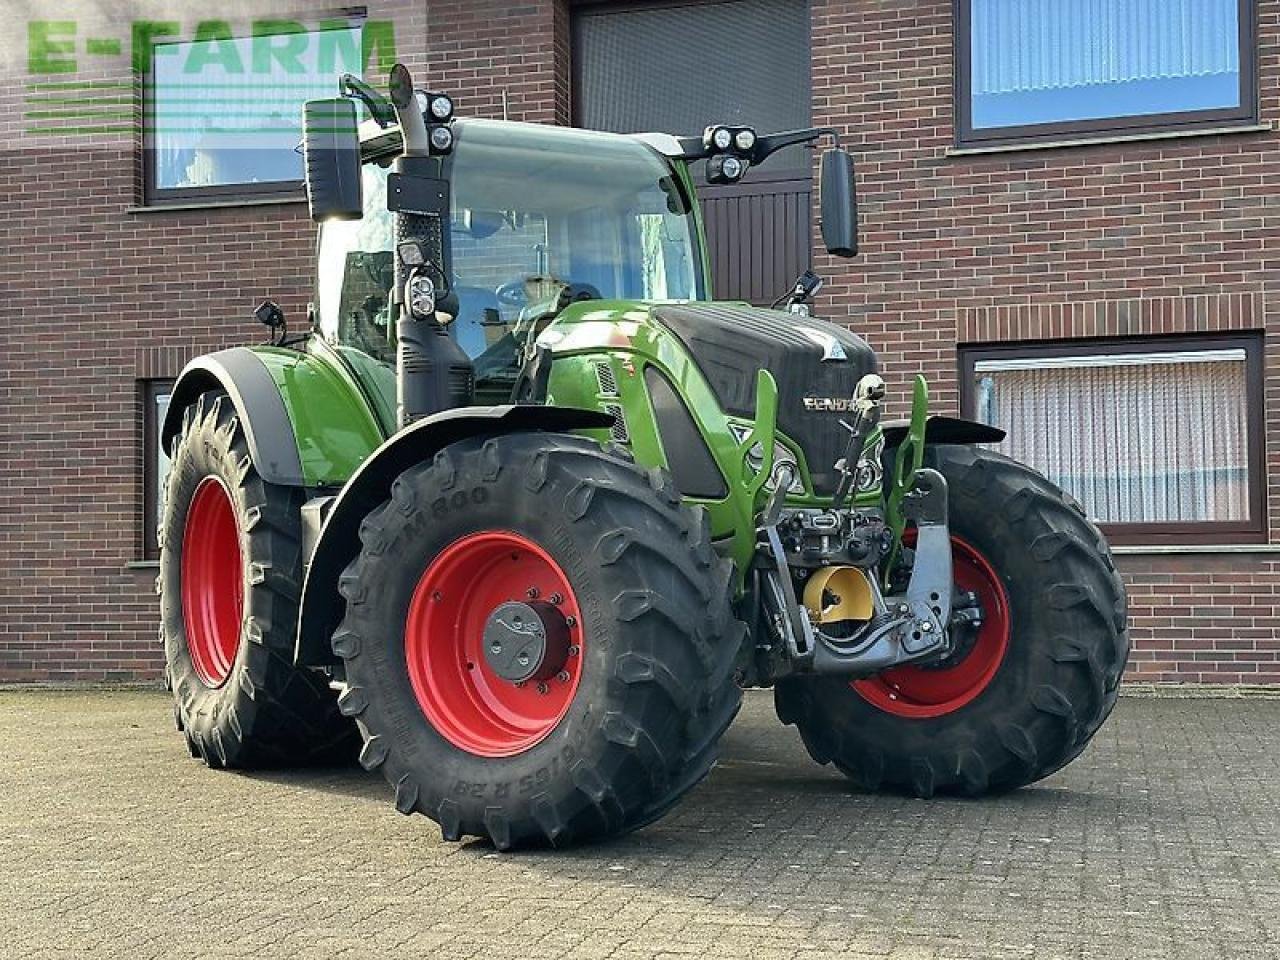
[24,18,398,137]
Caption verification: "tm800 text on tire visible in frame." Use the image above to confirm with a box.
[332,433,746,848]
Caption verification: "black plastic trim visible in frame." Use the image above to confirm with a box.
[882,415,1006,448]
[645,366,728,500]
[161,349,305,487]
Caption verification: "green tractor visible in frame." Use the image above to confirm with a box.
[160,65,1128,848]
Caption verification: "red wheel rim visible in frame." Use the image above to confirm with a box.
[853,534,1011,719]
[406,531,584,757]
[180,477,244,688]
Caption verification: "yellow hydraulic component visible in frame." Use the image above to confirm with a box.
[802,566,875,625]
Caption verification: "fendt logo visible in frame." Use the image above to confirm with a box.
[797,327,848,362]
[802,396,856,412]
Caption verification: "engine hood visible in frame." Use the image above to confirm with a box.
[648,303,878,494]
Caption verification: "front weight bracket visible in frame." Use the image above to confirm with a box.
[809,468,954,676]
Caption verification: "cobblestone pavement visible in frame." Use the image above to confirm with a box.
[2,689,1278,960]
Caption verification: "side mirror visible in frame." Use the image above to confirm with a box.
[302,98,362,223]
[819,148,858,258]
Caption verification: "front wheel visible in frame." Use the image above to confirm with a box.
[333,433,745,848]
[776,444,1128,797]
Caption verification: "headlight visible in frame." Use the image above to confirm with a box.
[711,126,732,150]
[721,156,744,180]
[407,272,436,319]
[734,128,756,151]
[430,125,454,152]
[854,434,885,493]
[729,424,805,495]
[429,95,453,120]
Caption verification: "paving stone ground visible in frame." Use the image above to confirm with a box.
[2,689,1278,960]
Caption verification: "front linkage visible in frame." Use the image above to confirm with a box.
[747,372,975,686]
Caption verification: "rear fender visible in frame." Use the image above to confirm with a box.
[161,346,387,488]
[294,404,614,667]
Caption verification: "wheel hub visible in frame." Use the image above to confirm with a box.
[405,531,584,757]
[180,476,243,689]
[853,534,1010,718]
[482,600,570,684]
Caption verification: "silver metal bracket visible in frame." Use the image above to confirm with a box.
[758,521,815,663]
[808,468,955,677]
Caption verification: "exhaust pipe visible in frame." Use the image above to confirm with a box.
[384,64,473,426]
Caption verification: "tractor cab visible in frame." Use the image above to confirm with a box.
[304,70,858,417]
[315,118,707,401]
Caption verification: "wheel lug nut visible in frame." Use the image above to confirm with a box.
[527,587,539,599]
[568,644,580,657]
[514,680,526,688]
[557,670,570,683]
[565,615,577,628]
[537,682,549,695]
[549,592,563,605]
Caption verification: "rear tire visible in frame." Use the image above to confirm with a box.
[332,433,745,848]
[775,444,1128,797]
[160,391,358,768]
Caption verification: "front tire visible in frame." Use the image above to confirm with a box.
[332,433,745,848]
[776,444,1128,797]
[160,391,357,768]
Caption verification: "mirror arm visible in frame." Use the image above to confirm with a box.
[750,126,841,164]
[388,64,431,156]
[338,74,396,127]
[669,126,841,165]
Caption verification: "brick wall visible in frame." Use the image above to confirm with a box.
[810,0,1280,683]
[3,0,1279,685]
[0,0,428,683]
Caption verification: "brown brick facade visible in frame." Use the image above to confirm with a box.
[2,0,1278,684]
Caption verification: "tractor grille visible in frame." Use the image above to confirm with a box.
[604,403,630,443]
[651,303,877,495]
[595,360,618,396]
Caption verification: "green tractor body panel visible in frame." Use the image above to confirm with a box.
[163,344,390,492]
[253,344,388,488]
[536,300,887,575]
[330,344,398,436]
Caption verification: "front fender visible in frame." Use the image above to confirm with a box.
[882,415,1006,448]
[295,404,615,667]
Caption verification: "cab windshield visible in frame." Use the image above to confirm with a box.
[316,119,705,375]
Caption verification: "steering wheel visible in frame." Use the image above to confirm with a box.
[495,279,528,309]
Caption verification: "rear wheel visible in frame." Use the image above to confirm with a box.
[776,444,1128,797]
[160,391,357,768]
[332,433,745,848]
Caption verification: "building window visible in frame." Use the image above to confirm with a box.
[956,0,1257,147]
[144,20,363,204]
[142,381,174,560]
[960,336,1264,544]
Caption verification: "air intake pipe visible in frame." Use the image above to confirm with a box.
[387,64,473,426]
